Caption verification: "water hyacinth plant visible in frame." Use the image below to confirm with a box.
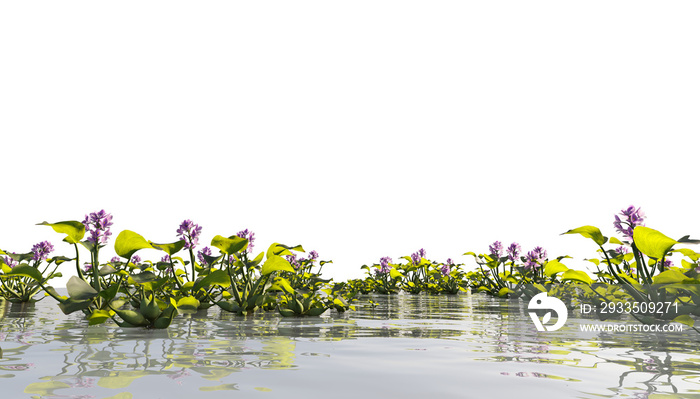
[3,204,700,331]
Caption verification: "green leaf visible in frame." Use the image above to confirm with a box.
[154,305,178,329]
[113,308,149,327]
[177,296,201,311]
[6,265,44,281]
[544,260,569,277]
[269,277,295,294]
[211,235,248,255]
[653,269,688,284]
[674,314,694,327]
[58,298,93,314]
[192,269,231,291]
[609,237,624,245]
[88,309,112,326]
[150,240,186,256]
[389,268,404,279]
[561,225,607,246]
[561,270,593,285]
[307,307,326,316]
[129,271,158,285]
[114,230,152,260]
[266,243,304,258]
[634,226,678,259]
[140,296,161,321]
[37,220,85,244]
[66,276,98,300]
[261,255,294,275]
[217,300,241,313]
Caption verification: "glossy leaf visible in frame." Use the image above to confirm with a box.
[58,298,93,314]
[261,255,294,275]
[114,230,152,260]
[113,308,149,327]
[66,276,98,300]
[633,226,678,259]
[89,309,112,326]
[389,268,404,279]
[266,243,304,258]
[609,237,624,245]
[562,225,607,246]
[177,296,201,311]
[37,220,85,244]
[6,265,44,281]
[154,305,178,329]
[544,260,569,277]
[653,269,688,285]
[561,270,593,285]
[150,240,185,256]
[211,235,248,255]
[193,269,231,291]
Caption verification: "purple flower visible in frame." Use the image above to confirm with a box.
[130,255,141,265]
[110,256,120,263]
[613,205,645,240]
[441,258,454,276]
[197,246,212,265]
[309,250,319,260]
[286,253,301,269]
[662,259,673,268]
[418,248,426,258]
[176,220,203,250]
[524,247,547,270]
[411,251,422,265]
[82,210,114,245]
[615,246,630,255]
[489,241,503,258]
[506,243,521,262]
[83,263,93,272]
[31,241,54,262]
[3,255,19,268]
[533,246,547,260]
[236,229,256,253]
[378,256,393,274]
[161,254,171,263]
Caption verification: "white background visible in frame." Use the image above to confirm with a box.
[2,1,699,287]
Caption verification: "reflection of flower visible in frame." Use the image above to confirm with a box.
[0,363,34,370]
[67,377,95,388]
[167,368,192,386]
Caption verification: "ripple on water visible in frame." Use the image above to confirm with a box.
[1,293,699,398]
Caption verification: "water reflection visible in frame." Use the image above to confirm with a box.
[1,293,699,398]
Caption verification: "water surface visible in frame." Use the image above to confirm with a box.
[1,293,698,398]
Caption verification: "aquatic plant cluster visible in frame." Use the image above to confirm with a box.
[0,212,353,329]
[347,206,700,330]
[1,206,700,331]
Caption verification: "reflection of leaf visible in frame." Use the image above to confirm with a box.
[24,381,71,395]
[98,371,152,389]
[103,393,134,399]
[199,384,239,392]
